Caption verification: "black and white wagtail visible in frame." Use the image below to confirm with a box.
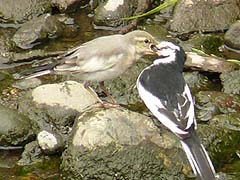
[137,41,216,180]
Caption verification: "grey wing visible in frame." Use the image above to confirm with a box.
[138,81,195,137]
[138,81,186,137]
[175,84,196,130]
[155,84,195,138]
[54,37,126,74]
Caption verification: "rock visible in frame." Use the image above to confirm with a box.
[183,71,213,94]
[0,29,15,52]
[17,141,44,166]
[169,0,240,34]
[0,50,62,67]
[0,104,35,146]
[220,70,240,95]
[51,0,88,12]
[18,81,99,141]
[12,14,78,49]
[94,0,152,30]
[94,0,136,29]
[0,0,52,24]
[220,44,240,60]
[197,124,240,169]
[185,52,238,73]
[181,33,224,56]
[215,172,240,180]
[69,108,166,148]
[195,91,240,121]
[210,113,240,132]
[13,78,42,90]
[224,20,240,50]
[31,81,99,112]
[222,20,240,59]
[0,29,16,65]
[37,130,64,154]
[61,107,188,179]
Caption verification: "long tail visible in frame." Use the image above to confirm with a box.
[15,61,59,79]
[180,131,216,180]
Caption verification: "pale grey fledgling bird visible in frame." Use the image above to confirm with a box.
[19,30,159,106]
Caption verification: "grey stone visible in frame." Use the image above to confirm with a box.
[12,14,78,49]
[224,20,240,50]
[61,107,187,179]
[18,81,99,142]
[0,104,35,146]
[220,70,240,95]
[37,130,64,154]
[0,0,52,24]
[169,0,240,34]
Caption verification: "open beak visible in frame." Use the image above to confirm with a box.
[150,44,159,52]
[143,43,159,55]
[150,44,169,58]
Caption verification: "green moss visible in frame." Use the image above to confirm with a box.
[62,141,185,179]
[201,35,224,56]
[0,72,14,93]
[16,157,61,177]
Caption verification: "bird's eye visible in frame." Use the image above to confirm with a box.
[144,39,150,44]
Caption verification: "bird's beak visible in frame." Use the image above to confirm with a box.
[144,43,160,55]
[150,44,159,52]
[150,44,169,58]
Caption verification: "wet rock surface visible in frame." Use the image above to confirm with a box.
[0,104,36,146]
[0,0,52,24]
[17,141,44,166]
[12,14,78,49]
[169,0,240,34]
[196,91,240,113]
[0,49,63,67]
[196,91,240,122]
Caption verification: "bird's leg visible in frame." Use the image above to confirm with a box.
[99,81,117,104]
[83,81,104,105]
[83,82,118,108]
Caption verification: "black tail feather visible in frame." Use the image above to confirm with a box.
[15,61,59,79]
[180,131,216,180]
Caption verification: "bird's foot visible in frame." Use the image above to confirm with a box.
[95,101,120,109]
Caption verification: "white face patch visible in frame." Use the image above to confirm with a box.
[153,54,176,64]
[153,41,180,65]
[104,0,124,11]
[157,41,180,51]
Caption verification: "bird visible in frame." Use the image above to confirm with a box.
[18,30,159,107]
[136,41,216,180]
